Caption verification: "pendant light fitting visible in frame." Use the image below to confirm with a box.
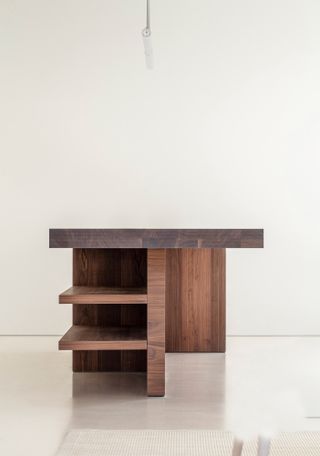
[142,0,154,69]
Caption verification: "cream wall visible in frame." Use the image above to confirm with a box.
[1,0,320,334]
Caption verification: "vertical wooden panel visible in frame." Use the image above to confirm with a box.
[147,249,166,397]
[212,248,226,352]
[165,248,226,353]
[119,249,147,371]
[72,248,147,372]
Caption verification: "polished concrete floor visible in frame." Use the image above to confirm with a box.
[1,336,320,456]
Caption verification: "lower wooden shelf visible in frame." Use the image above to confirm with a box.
[59,286,148,304]
[59,325,147,351]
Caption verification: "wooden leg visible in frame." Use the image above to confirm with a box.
[147,249,166,397]
[165,248,226,353]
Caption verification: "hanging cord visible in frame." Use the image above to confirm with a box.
[142,0,151,37]
[146,0,150,31]
[142,0,153,68]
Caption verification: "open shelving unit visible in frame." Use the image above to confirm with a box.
[56,247,166,396]
[51,228,263,397]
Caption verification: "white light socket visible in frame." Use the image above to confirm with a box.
[142,28,154,69]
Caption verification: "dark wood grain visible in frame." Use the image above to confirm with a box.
[212,248,226,353]
[72,351,147,373]
[51,227,263,392]
[147,249,166,397]
[59,286,147,304]
[59,325,147,350]
[72,248,147,372]
[50,229,263,249]
[166,248,226,353]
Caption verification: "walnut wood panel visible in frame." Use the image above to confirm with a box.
[50,229,263,249]
[59,325,147,350]
[72,351,147,372]
[166,248,226,353]
[72,249,147,372]
[147,249,166,397]
[59,286,148,304]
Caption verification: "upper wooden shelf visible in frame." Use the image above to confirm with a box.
[49,229,263,249]
[59,286,148,304]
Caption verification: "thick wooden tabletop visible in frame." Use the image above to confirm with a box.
[49,229,263,249]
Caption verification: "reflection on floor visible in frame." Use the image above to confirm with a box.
[1,336,320,456]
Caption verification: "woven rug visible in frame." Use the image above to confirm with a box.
[56,429,320,456]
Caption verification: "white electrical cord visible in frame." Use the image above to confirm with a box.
[142,0,154,69]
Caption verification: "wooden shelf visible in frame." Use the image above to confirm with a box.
[59,286,148,304]
[59,325,147,351]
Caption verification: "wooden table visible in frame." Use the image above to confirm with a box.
[50,229,263,396]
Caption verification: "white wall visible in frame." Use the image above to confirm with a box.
[1,0,320,335]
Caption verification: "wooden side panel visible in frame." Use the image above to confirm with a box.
[212,248,226,352]
[72,248,147,372]
[166,248,226,353]
[147,249,166,397]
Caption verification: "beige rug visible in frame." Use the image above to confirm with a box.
[56,429,320,456]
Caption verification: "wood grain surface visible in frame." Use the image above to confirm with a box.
[166,248,226,353]
[59,325,147,350]
[72,248,147,372]
[50,229,263,249]
[59,286,147,304]
[147,249,166,397]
